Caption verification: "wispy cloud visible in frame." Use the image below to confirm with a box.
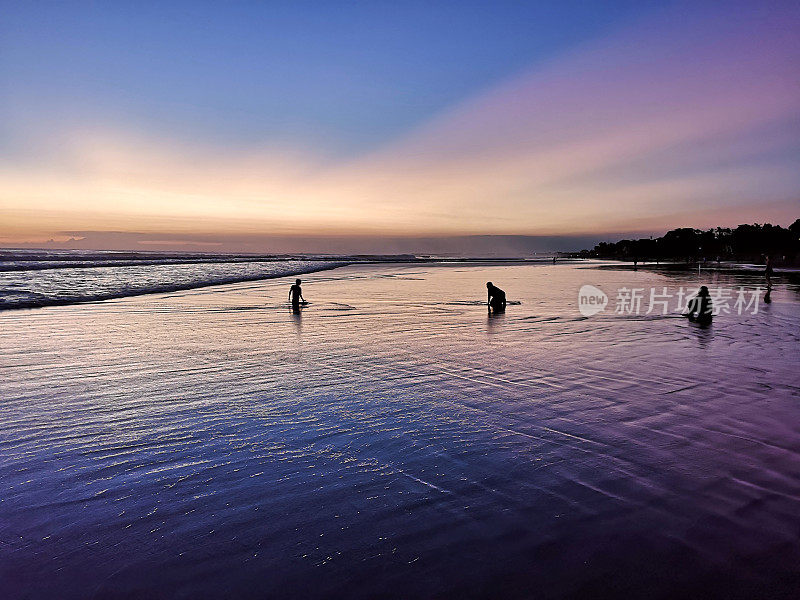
[1,2,798,246]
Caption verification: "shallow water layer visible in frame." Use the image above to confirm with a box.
[1,263,799,599]
[0,249,346,309]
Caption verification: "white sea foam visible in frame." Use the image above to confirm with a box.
[0,250,347,309]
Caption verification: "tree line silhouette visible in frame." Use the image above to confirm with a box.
[580,219,800,264]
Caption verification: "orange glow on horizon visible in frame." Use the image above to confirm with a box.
[2,4,798,248]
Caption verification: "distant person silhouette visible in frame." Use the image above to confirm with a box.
[684,285,713,325]
[765,256,774,287]
[289,278,305,309]
[486,282,506,313]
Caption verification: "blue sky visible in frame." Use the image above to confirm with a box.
[1,1,798,251]
[2,1,661,153]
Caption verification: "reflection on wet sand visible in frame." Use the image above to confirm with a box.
[1,262,798,599]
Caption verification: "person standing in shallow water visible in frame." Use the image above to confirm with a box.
[684,285,713,325]
[486,282,506,313]
[765,256,774,288]
[289,278,305,309]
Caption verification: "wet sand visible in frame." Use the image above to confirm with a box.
[1,262,799,598]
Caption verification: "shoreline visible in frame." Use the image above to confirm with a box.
[0,255,586,312]
[589,260,800,280]
[0,261,349,312]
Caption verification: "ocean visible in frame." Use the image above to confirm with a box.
[1,255,798,598]
[0,249,349,310]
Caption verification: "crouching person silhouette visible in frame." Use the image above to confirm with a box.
[684,285,713,325]
[486,282,506,313]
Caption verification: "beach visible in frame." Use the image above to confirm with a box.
[2,261,799,598]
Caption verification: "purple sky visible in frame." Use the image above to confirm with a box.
[1,1,798,252]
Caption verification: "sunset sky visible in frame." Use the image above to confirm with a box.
[1,1,798,252]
